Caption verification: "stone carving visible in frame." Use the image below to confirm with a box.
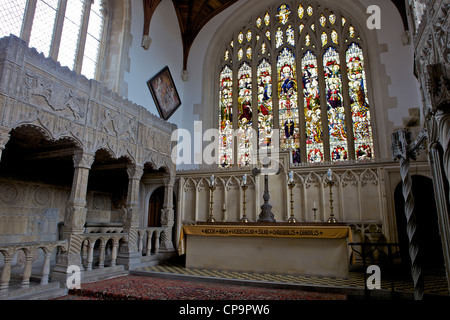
[17,72,87,121]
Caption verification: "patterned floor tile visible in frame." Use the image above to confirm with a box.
[133,263,450,296]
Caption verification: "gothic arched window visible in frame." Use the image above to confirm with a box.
[0,0,106,80]
[217,1,374,167]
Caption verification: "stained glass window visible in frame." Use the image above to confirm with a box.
[346,43,374,160]
[324,47,348,161]
[219,66,233,167]
[278,48,299,151]
[257,59,273,150]
[302,51,323,163]
[217,0,375,167]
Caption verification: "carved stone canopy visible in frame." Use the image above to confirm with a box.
[427,63,450,112]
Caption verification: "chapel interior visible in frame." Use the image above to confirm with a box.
[0,0,449,301]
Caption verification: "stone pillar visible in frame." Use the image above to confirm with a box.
[21,253,33,288]
[160,174,175,252]
[53,149,94,280]
[0,256,12,292]
[111,240,118,267]
[117,164,144,269]
[40,252,52,285]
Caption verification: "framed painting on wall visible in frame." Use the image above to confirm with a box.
[147,66,182,120]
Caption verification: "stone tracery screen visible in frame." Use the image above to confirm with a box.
[217,1,374,167]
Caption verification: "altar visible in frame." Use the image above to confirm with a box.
[178,224,354,279]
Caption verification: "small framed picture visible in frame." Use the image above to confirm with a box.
[147,66,182,120]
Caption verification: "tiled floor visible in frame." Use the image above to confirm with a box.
[131,263,450,298]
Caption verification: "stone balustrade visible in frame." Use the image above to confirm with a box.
[0,240,68,293]
[80,233,128,270]
[137,227,165,256]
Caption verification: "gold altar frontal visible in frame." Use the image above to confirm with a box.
[178,224,354,279]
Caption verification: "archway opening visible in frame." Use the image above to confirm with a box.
[148,186,164,227]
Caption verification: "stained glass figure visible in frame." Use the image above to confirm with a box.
[237,63,253,166]
[305,34,311,46]
[264,11,270,26]
[238,31,244,43]
[331,30,338,44]
[324,47,348,161]
[276,27,284,48]
[278,48,299,151]
[246,47,252,59]
[329,12,336,25]
[261,42,267,55]
[277,4,291,25]
[319,14,326,27]
[321,32,328,47]
[346,43,374,160]
[349,25,355,38]
[287,25,295,46]
[298,5,304,19]
[302,51,324,163]
[256,16,262,28]
[219,66,233,167]
[246,30,252,42]
[257,59,273,150]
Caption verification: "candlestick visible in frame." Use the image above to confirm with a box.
[327,178,338,223]
[241,184,249,223]
[287,180,297,223]
[207,184,216,223]
[312,207,318,223]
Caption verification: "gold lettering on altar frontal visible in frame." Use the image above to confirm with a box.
[201,227,323,237]
[180,224,353,241]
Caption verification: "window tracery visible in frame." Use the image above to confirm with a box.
[217,1,374,167]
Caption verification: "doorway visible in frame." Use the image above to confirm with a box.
[148,187,165,227]
[394,175,445,275]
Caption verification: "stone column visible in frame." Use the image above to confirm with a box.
[160,174,176,252]
[40,251,52,285]
[0,256,12,292]
[117,164,144,269]
[392,129,427,300]
[53,149,94,279]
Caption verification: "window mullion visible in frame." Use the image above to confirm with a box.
[74,0,93,74]
[50,0,68,61]
[339,47,356,160]
[21,0,37,44]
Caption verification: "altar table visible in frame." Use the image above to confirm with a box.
[178,225,353,279]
